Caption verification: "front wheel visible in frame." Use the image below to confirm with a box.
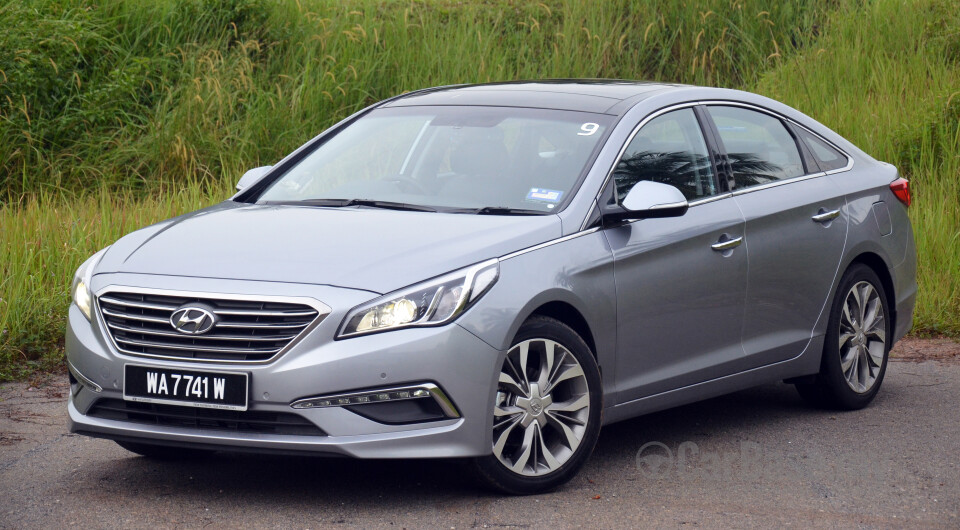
[795,263,891,410]
[472,316,602,494]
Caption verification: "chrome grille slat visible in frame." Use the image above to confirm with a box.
[216,321,310,330]
[97,290,324,363]
[212,308,317,317]
[98,296,179,312]
[101,307,170,324]
[106,322,297,342]
[112,336,282,355]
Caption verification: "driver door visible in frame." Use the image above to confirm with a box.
[606,106,749,404]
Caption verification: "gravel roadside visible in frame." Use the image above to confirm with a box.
[1,338,957,528]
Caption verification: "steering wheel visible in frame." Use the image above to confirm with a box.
[381,174,428,194]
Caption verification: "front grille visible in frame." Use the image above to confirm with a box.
[98,290,322,362]
[89,399,325,436]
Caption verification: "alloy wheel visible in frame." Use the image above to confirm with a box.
[838,280,886,393]
[492,338,591,476]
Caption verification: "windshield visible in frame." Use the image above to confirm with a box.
[255,106,613,213]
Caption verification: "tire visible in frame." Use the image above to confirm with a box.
[472,315,603,495]
[116,440,211,460]
[795,263,891,410]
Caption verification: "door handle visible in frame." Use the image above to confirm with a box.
[811,208,841,223]
[711,236,743,251]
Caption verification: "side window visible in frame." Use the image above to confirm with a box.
[613,108,716,201]
[707,106,805,189]
[795,126,849,172]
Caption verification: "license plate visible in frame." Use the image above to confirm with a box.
[123,364,249,411]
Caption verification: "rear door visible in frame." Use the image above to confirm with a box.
[605,106,748,403]
[704,104,848,367]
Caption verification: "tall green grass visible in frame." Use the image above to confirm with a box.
[0,184,230,379]
[0,0,823,196]
[1,0,957,380]
[755,0,960,335]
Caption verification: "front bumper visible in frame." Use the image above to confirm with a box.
[66,275,504,459]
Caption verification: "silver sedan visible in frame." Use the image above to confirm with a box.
[66,81,917,494]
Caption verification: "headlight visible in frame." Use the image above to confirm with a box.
[338,259,499,338]
[71,247,109,321]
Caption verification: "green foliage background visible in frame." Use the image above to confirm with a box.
[1,0,958,379]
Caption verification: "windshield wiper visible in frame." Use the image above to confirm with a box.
[472,206,550,216]
[265,200,545,215]
[266,198,437,212]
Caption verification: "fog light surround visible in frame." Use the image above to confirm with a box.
[290,383,459,418]
[68,361,103,394]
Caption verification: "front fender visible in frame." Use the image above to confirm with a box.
[456,230,617,401]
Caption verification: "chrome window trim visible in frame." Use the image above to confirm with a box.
[825,164,854,175]
[93,285,331,365]
[729,171,828,196]
[579,201,599,231]
[697,99,855,175]
[697,100,855,198]
[579,100,856,231]
[580,101,705,231]
[688,192,733,206]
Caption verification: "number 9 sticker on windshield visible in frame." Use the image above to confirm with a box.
[527,188,564,203]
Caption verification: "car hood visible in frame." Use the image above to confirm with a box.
[96,201,562,294]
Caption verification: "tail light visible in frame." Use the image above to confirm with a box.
[890,178,911,207]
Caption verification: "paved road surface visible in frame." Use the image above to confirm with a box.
[1,340,958,528]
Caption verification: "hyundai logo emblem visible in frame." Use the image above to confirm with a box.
[530,399,543,415]
[170,305,217,335]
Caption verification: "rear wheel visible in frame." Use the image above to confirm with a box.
[116,440,211,459]
[795,264,891,410]
[472,316,602,494]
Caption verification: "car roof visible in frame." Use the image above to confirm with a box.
[378,79,872,168]
[382,80,685,115]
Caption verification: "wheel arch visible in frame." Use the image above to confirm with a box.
[527,301,598,359]
[788,249,897,386]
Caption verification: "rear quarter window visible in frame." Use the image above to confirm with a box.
[795,126,850,172]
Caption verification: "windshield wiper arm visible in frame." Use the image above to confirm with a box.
[473,206,549,216]
[267,198,437,212]
[343,199,437,212]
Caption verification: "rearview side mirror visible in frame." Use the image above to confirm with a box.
[236,166,273,191]
[603,180,689,223]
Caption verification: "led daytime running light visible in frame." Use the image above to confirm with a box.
[290,383,460,418]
